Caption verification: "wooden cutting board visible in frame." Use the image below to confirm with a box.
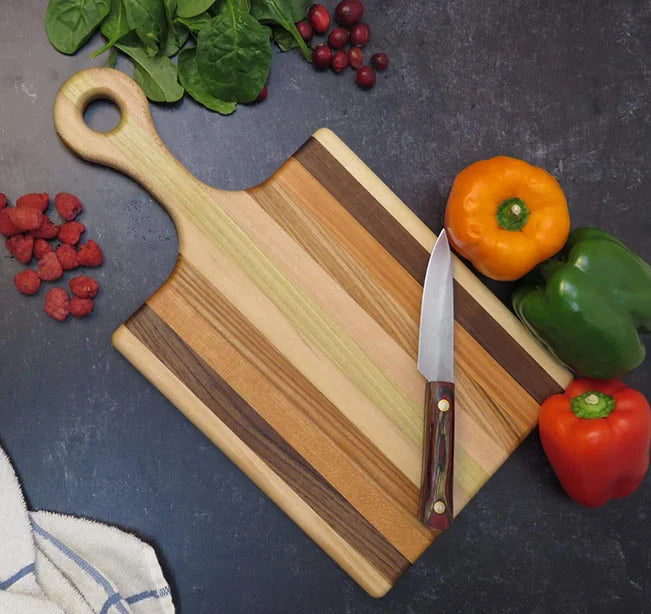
[54,69,571,597]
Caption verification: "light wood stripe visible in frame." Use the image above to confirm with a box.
[124,305,412,582]
[112,325,394,598]
[452,446,490,511]
[145,260,434,561]
[250,160,421,357]
[204,186,424,407]
[295,137,567,402]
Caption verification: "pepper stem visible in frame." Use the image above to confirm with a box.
[571,391,616,419]
[496,198,530,231]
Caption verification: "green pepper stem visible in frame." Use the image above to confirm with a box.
[496,198,530,231]
[571,391,616,419]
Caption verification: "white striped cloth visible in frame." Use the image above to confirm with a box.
[0,445,174,613]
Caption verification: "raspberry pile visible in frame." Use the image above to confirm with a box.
[304,1,389,89]
[2,192,103,322]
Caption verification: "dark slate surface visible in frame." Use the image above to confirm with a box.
[1,1,649,612]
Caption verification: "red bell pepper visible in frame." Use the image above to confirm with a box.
[539,378,651,507]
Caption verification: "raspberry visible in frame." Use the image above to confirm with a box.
[34,238,52,259]
[44,288,70,321]
[69,276,99,298]
[56,244,79,270]
[77,240,103,267]
[7,208,44,232]
[58,221,85,246]
[14,269,41,295]
[30,216,59,240]
[70,297,94,318]
[0,209,20,237]
[0,194,7,209]
[16,193,49,213]
[38,251,64,281]
[55,193,83,221]
[6,233,34,264]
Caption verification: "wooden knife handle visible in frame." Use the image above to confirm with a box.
[419,381,454,531]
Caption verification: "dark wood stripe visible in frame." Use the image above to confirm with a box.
[294,138,430,283]
[126,304,411,581]
[453,284,563,403]
[294,138,564,403]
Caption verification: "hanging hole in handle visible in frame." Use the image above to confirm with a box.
[83,98,122,133]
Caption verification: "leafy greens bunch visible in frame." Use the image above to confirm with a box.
[45,0,312,114]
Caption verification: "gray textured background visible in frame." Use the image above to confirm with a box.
[1,1,650,612]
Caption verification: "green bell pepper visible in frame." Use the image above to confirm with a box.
[513,227,651,379]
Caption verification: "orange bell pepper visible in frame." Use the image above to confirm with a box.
[445,156,570,281]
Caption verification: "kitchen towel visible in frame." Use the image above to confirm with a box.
[0,445,174,613]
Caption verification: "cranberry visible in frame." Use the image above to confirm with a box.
[312,44,333,70]
[334,0,364,27]
[308,4,330,33]
[296,20,313,42]
[328,27,349,49]
[256,86,268,102]
[349,22,370,47]
[348,46,363,69]
[371,52,389,71]
[355,65,375,89]
[331,50,349,73]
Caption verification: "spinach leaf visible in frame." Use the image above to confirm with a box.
[178,47,236,114]
[177,0,216,18]
[250,0,311,62]
[271,24,298,51]
[116,40,184,102]
[207,1,223,15]
[196,1,272,103]
[253,0,308,22]
[164,0,190,56]
[45,0,111,55]
[108,48,119,67]
[176,12,212,36]
[122,0,168,55]
[90,0,130,58]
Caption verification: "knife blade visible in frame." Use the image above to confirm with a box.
[417,229,455,531]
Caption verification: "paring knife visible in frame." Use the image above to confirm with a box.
[418,229,455,531]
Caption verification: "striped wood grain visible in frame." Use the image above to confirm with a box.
[53,69,573,598]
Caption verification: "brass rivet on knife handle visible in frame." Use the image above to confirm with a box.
[419,381,454,531]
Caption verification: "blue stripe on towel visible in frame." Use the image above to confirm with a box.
[100,592,124,614]
[0,562,35,590]
[126,585,171,604]
[30,519,129,614]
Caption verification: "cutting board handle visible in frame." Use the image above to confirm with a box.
[53,68,206,225]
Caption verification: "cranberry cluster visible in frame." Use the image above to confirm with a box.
[301,1,389,89]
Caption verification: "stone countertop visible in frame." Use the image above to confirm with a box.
[0,1,649,612]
